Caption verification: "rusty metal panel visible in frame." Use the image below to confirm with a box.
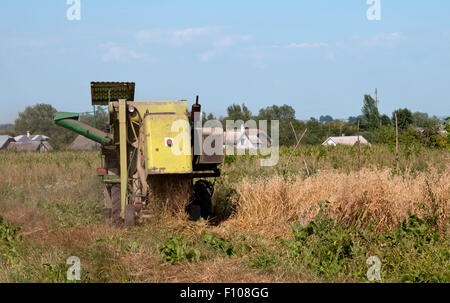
[91,82,135,105]
[194,127,224,164]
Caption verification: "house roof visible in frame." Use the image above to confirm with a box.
[69,135,100,150]
[7,141,53,152]
[14,134,50,142]
[224,128,271,145]
[322,136,370,146]
[0,135,14,149]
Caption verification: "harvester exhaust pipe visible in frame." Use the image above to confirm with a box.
[191,95,201,122]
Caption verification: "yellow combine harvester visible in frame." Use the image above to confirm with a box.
[55,82,223,226]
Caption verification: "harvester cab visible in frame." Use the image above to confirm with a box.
[54,82,223,226]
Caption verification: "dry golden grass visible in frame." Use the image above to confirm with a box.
[1,149,449,282]
[227,166,449,237]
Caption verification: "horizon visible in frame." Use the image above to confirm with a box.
[1,1,449,123]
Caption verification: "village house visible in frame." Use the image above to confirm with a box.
[0,135,15,150]
[14,131,49,143]
[69,135,100,150]
[7,141,52,152]
[224,125,271,150]
[8,131,52,151]
[322,135,371,147]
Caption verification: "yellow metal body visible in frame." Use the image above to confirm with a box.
[112,100,193,219]
[137,101,192,174]
[118,100,128,218]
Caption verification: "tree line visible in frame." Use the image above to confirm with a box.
[204,94,449,148]
[1,95,449,149]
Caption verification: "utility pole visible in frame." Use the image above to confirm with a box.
[395,112,399,173]
[376,88,382,127]
[375,88,378,109]
[357,119,361,171]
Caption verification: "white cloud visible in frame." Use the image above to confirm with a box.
[213,35,252,48]
[363,32,407,47]
[199,50,217,62]
[0,38,46,50]
[273,42,329,49]
[135,26,222,46]
[99,42,153,63]
[135,26,252,62]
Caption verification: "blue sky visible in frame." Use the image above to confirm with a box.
[1,0,449,123]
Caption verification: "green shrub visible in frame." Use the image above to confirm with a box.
[250,253,276,269]
[201,232,235,256]
[158,236,200,264]
[0,216,22,264]
[282,202,449,282]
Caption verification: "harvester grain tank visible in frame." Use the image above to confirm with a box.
[54,82,223,226]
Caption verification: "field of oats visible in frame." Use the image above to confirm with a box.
[0,145,449,282]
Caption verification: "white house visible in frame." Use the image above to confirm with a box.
[0,135,15,150]
[224,125,271,150]
[322,135,371,147]
[7,141,53,152]
[14,131,50,143]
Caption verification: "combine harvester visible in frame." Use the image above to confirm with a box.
[55,82,223,226]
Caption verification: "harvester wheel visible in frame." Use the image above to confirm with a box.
[111,183,122,226]
[124,204,136,227]
[191,180,213,220]
[103,185,112,219]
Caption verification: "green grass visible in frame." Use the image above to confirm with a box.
[0,146,448,282]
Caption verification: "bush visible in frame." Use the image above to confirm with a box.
[158,236,200,264]
[201,232,236,256]
[0,216,22,264]
[282,202,449,282]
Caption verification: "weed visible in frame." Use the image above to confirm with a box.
[158,236,200,264]
[250,253,276,270]
[201,232,236,257]
[0,216,22,264]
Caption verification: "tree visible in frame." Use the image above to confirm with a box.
[444,117,450,148]
[412,112,429,127]
[257,105,296,146]
[380,114,391,126]
[257,104,296,122]
[206,113,216,121]
[304,120,324,145]
[226,103,252,121]
[319,115,333,124]
[361,94,380,130]
[79,106,109,130]
[392,108,413,131]
[0,124,14,136]
[348,116,360,123]
[14,103,76,148]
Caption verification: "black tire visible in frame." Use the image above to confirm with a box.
[124,204,136,227]
[103,184,112,219]
[187,204,201,221]
[111,183,122,226]
[192,180,213,220]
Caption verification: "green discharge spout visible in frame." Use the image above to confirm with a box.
[54,112,113,146]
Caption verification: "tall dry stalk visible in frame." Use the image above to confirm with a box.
[226,166,449,237]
